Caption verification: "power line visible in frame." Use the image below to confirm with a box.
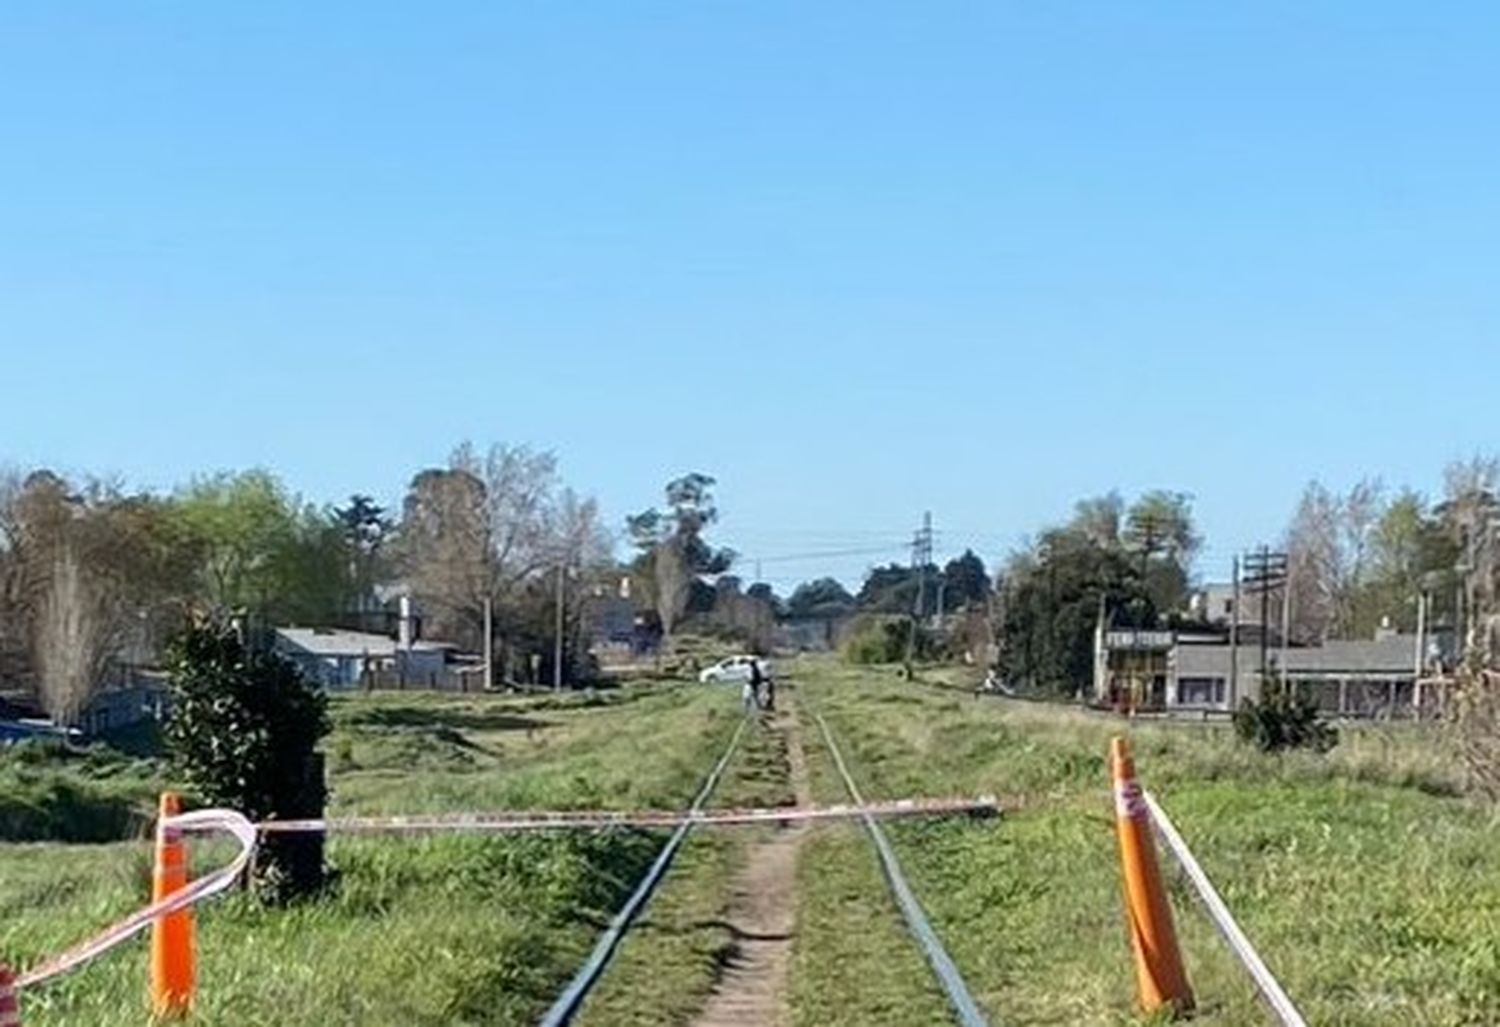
[744,544,910,566]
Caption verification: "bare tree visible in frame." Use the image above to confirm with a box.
[33,540,114,722]
[553,488,615,676]
[0,468,29,692]
[653,537,692,641]
[3,471,164,722]
[396,466,491,647]
[451,442,562,602]
[398,443,612,680]
[554,488,612,573]
[1442,454,1500,649]
[1284,478,1386,642]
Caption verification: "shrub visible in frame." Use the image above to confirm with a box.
[1233,684,1338,753]
[1450,667,1500,801]
[165,620,330,900]
[842,616,938,666]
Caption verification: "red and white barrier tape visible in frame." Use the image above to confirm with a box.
[255,795,1002,835]
[11,795,995,994]
[15,810,255,991]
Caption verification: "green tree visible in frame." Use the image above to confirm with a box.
[940,550,991,609]
[856,563,925,614]
[164,620,330,900]
[174,470,297,610]
[787,577,856,619]
[1359,489,1458,633]
[746,582,784,618]
[334,494,392,609]
[626,473,734,642]
[1125,490,1199,614]
[998,528,1153,695]
[173,470,354,624]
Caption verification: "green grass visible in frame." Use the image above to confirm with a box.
[789,826,952,1025]
[0,740,163,842]
[576,706,798,1025]
[793,663,1500,1025]
[1,682,743,1026]
[9,665,1500,1024]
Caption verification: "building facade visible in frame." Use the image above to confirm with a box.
[1095,624,1433,716]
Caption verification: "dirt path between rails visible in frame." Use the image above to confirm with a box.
[692,695,812,1027]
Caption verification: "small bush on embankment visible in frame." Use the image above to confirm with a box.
[1233,685,1338,753]
[842,615,938,665]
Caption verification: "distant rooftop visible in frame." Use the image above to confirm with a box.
[275,626,448,658]
[1174,635,1419,677]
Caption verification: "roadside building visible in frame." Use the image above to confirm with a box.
[273,627,475,690]
[79,670,169,735]
[1094,622,1439,717]
[1189,582,1261,628]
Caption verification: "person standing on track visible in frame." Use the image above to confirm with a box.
[748,657,766,712]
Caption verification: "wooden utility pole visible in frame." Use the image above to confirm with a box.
[1280,582,1292,685]
[553,563,566,691]
[1414,590,1428,715]
[1258,546,1271,684]
[1229,556,1240,708]
[1243,546,1288,693]
[483,596,494,691]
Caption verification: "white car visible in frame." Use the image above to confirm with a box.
[698,655,770,684]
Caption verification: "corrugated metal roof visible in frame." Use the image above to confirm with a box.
[1286,636,1417,674]
[1172,636,1418,677]
[275,627,448,657]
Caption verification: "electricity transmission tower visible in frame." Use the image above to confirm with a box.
[906,511,934,668]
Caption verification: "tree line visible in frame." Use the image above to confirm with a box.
[4,444,1494,718]
[994,457,1499,694]
[1283,455,1499,646]
[0,443,621,722]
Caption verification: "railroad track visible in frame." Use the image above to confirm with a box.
[540,692,995,1026]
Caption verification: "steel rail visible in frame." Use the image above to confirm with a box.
[539,713,749,1027]
[812,711,989,1027]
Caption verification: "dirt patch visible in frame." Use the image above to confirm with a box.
[693,697,812,1027]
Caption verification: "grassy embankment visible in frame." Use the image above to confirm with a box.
[1,682,742,1026]
[788,662,1500,1025]
[10,662,1496,1025]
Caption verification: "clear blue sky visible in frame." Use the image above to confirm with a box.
[3,3,1496,591]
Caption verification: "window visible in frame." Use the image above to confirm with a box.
[1177,677,1226,706]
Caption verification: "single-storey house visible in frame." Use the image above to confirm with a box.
[1095,624,1439,717]
[274,627,458,690]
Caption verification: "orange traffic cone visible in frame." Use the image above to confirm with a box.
[0,965,19,1027]
[1110,737,1193,1016]
[150,792,195,1018]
